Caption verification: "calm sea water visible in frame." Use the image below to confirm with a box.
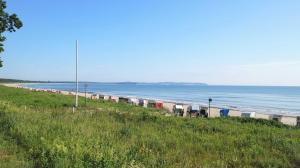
[25,83,300,115]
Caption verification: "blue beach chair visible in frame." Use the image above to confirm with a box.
[220,109,230,117]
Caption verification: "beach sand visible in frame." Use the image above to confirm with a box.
[0,83,23,88]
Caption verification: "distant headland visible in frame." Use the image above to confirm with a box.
[0,78,208,86]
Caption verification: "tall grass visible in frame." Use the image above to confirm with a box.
[0,85,299,167]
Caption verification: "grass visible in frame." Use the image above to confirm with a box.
[0,133,32,168]
[0,85,299,167]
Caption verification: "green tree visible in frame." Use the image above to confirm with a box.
[0,0,22,67]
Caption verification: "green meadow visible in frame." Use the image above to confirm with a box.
[0,85,299,168]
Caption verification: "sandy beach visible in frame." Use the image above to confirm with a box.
[2,82,299,126]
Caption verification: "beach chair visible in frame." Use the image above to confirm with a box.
[147,100,156,108]
[173,104,184,116]
[119,97,129,104]
[138,99,144,106]
[220,109,230,117]
[241,112,255,118]
[272,115,282,122]
[111,96,119,103]
[129,98,139,106]
[98,94,105,100]
[199,107,208,118]
[155,102,163,109]
[143,100,148,108]
[91,94,98,100]
[188,105,200,118]
[104,95,110,101]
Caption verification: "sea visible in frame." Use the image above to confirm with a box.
[25,83,300,116]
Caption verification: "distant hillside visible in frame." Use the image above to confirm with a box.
[0,78,72,83]
[0,79,208,85]
[156,82,208,86]
[113,82,208,86]
[0,78,38,83]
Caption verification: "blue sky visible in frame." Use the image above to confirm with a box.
[1,0,300,86]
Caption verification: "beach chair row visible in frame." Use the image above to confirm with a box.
[26,88,300,127]
[91,94,300,127]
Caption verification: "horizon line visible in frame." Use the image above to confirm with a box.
[2,78,300,87]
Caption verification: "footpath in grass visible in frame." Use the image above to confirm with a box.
[0,85,299,168]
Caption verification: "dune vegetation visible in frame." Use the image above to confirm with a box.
[0,85,299,168]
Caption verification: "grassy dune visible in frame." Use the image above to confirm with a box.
[0,85,299,167]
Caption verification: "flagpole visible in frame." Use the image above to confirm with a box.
[75,40,79,108]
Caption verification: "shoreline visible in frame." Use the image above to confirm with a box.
[1,82,297,115]
[1,82,299,126]
[21,83,300,116]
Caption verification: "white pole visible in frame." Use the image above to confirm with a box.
[75,40,79,108]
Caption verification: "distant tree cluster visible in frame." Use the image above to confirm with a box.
[0,0,22,67]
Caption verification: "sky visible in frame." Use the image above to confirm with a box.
[0,0,300,86]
